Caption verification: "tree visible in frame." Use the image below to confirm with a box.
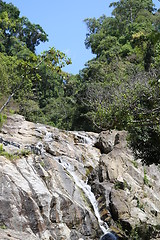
[0,1,48,55]
[110,0,154,24]
[17,17,48,52]
[0,1,73,129]
[84,0,158,67]
[77,0,160,165]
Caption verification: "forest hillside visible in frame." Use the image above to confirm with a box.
[0,0,160,165]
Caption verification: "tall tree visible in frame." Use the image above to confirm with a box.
[0,1,48,54]
[75,0,160,165]
[84,0,157,66]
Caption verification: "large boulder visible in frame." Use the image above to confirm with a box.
[94,130,121,154]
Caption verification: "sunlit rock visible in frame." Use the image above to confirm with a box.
[0,115,160,239]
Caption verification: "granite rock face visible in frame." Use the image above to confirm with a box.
[0,115,160,240]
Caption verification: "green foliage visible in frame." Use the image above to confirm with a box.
[0,0,160,166]
[42,96,76,130]
[0,144,16,160]
[77,0,160,165]
[0,113,7,129]
[0,143,31,160]
[18,149,31,157]
[114,181,124,190]
[0,0,72,128]
[110,0,154,24]
[0,144,3,152]
[0,115,3,129]
[40,161,45,168]
[132,160,138,168]
[0,224,7,229]
[0,1,48,54]
[130,223,156,240]
[136,198,145,211]
[130,225,141,240]
[114,180,131,191]
[128,125,160,165]
[143,169,149,185]
[84,0,158,69]
[19,100,43,122]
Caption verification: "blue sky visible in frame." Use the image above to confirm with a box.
[4,0,160,74]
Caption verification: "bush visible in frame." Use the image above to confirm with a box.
[0,114,7,129]
[128,125,160,165]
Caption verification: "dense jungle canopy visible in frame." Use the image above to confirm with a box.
[0,0,160,165]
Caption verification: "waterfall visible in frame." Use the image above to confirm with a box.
[68,169,109,234]
[39,126,109,234]
[72,131,94,145]
[57,158,109,234]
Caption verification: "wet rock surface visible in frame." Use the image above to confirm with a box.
[0,114,160,239]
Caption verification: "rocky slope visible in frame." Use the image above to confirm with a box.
[0,114,160,240]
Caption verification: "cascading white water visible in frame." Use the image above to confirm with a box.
[57,158,109,234]
[72,131,94,145]
[39,126,109,234]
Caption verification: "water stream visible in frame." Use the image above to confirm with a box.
[57,158,109,234]
[40,127,109,234]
